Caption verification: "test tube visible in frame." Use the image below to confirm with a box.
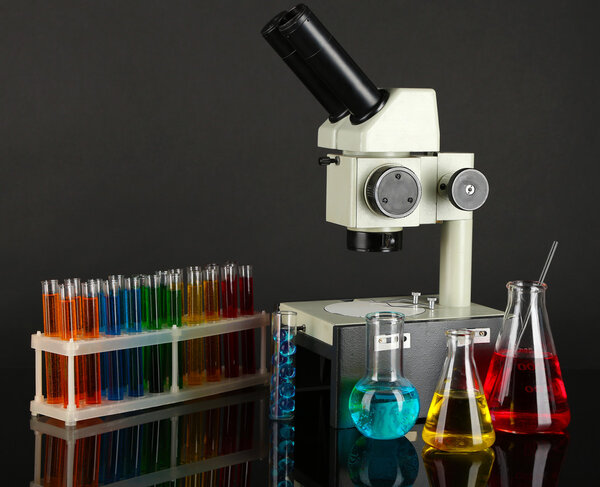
[187,266,204,386]
[60,280,85,407]
[81,281,102,405]
[270,311,298,420]
[148,274,166,393]
[204,264,221,381]
[239,265,256,375]
[106,278,124,401]
[99,279,109,397]
[41,280,63,404]
[72,277,84,338]
[222,264,240,378]
[128,276,144,397]
[170,272,185,388]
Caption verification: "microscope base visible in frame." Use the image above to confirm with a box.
[280,297,503,429]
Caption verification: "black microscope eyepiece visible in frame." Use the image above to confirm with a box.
[261,11,349,123]
[278,4,388,124]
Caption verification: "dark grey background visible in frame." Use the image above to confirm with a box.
[1,0,599,377]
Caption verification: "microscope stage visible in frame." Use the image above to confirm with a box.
[280,296,501,346]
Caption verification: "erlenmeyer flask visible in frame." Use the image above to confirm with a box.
[423,329,495,452]
[348,311,420,440]
[483,281,570,434]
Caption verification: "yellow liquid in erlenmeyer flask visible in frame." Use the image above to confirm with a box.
[423,391,495,452]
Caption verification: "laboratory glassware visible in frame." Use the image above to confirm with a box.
[270,311,298,420]
[484,280,570,434]
[239,264,256,375]
[186,266,204,386]
[269,419,295,487]
[423,329,495,452]
[81,281,102,405]
[349,311,419,439]
[41,280,63,404]
[222,263,240,378]
[204,264,221,382]
[60,280,86,407]
[128,276,144,397]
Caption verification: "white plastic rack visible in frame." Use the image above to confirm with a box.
[30,312,269,425]
[30,388,267,487]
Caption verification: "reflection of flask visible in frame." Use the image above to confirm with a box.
[489,432,569,487]
[347,435,419,486]
[484,281,570,434]
[423,446,494,487]
[423,329,495,452]
[349,311,419,439]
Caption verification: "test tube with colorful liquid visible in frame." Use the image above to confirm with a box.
[60,280,85,407]
[204,264,221,382]
[187,266,204,386]
[170,271,185,388]
[239,265,256,375]
[41,280,63,404]
[128,276,144,397]
[222,263,240,378]
[147,274,166,393]
[81,281,101,405]
[106,279,124,401]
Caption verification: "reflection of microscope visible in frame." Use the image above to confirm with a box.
[263,4,503,428]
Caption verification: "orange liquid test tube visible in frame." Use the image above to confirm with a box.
[82,281,102,405]
[41,280,63,405]
[203,264,221,382]
[60,281,85,408]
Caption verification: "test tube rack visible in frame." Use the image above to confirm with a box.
[30,312,269,425]
[30,388,267,487]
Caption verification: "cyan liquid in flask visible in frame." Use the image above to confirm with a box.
[349,311,420,439]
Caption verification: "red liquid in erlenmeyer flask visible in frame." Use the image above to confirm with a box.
[484,349,570,434]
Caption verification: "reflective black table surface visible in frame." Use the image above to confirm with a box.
[3,369,596,486]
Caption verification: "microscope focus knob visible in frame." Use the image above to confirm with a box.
[365,165,422,218]
[445,168,489,211]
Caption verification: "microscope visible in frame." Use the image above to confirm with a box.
[262,4,503,428]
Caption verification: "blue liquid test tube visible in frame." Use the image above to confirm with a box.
[99,279,109,398]
[128,276,144,397]
[107,278,123,401]
[270,311,298,420]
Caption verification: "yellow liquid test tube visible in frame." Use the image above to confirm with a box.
[203,264,221,382]
[187,266,204,386]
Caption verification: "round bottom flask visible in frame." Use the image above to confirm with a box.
[349,311,420,439]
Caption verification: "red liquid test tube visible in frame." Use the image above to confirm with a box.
[222,264,240,378]
[60,281,86,408]
[42,280,64,405]
[203,264,221,382]
[81,281,102,405]
[239,265,256,374]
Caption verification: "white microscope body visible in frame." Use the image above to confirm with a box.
[320,87,483,307]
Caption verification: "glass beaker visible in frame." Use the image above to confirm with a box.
[423,329,495,452]
[483,281,570,434]
[348,311,419,440]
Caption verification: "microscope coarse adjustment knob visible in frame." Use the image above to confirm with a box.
[365,165,422,218]
[443,168,489,211]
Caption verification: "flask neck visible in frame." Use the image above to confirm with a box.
[440,332,483,393]
[500,280,555,356]
[366,317,403,382]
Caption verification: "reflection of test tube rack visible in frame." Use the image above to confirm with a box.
[31,312,269,425]
[30,389,267,487]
